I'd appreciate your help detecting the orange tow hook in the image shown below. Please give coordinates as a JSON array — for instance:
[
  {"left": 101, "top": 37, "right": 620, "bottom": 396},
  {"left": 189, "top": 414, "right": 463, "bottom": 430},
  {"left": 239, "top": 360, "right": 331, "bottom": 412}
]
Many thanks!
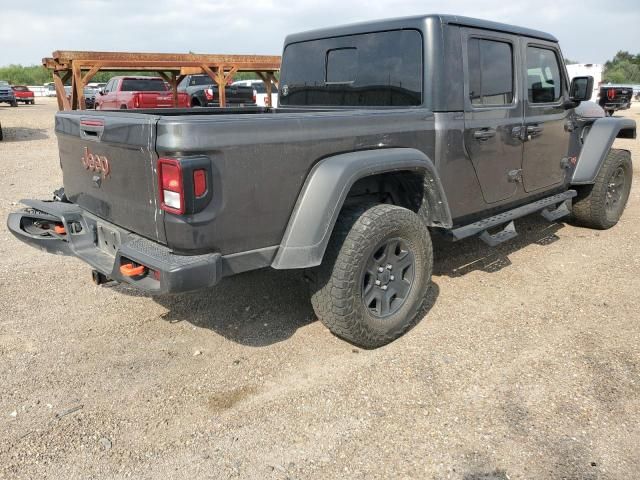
[
  {"left": 54, "top": 224, "right": 66, "bottom": 235},
  {"left": 119, "top": 263, "right": 147, "bottom": 277}
]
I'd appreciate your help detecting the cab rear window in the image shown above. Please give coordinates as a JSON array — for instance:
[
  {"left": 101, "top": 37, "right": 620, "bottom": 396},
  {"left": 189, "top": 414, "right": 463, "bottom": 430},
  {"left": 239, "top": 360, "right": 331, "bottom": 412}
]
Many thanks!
[
  {"left": 279, "top": 30, "right": 423, "bottom": 107},
  {"left": 121, "top": 79, "right": 167, "bottom": 92}
]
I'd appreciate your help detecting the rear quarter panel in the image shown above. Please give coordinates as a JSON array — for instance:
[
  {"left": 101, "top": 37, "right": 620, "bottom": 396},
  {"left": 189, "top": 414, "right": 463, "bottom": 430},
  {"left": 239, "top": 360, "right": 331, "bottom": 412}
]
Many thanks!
[{"left": 157, "top": 109, "right": 438, "bottom": 255}]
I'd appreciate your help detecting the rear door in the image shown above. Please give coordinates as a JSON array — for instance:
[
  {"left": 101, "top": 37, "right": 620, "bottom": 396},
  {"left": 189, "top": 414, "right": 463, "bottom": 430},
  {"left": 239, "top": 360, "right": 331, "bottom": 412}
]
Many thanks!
[
  {"left": 462, "top": 28, "right": 524, "bottom": 204},
  {"left": 99, "top": 78, "right": 118, "bottom": 109},
  {"left": 56, "top": 111, "right": 166, "bottom": 243},
  {"left": 521, "top": 40, "right": 571, "bottom": 192}
]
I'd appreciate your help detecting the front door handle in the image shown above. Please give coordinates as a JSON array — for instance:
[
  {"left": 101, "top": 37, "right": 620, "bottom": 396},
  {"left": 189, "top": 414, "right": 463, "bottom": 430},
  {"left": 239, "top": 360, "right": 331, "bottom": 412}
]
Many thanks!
[{"left": 473, "top": 128, "right": 496, "bottom": 141}]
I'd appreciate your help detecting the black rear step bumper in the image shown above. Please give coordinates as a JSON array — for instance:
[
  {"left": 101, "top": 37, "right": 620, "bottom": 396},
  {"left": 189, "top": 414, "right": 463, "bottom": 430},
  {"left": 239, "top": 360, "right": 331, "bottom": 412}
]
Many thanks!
[{"left": 7, "top": 200, "right": 222, "bottom": 294}]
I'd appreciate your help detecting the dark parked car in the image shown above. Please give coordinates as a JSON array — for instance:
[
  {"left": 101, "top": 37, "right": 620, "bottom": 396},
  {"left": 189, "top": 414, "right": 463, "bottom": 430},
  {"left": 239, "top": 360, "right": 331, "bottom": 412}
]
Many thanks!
[
  {"left": 8, "top": 15, "right": 636, "bottom": 348},
  {"left": 0, "top": 81, "right": 17, "bottom": 107},
  {"left": 177, "top": 74, "right": 255, "bottom": 107}
]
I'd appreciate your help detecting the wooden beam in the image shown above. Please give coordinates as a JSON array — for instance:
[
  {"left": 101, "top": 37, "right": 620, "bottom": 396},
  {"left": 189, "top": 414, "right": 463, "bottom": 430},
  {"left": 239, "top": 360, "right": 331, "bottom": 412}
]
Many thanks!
[{"left": 81, "top": 64, "right": 102, "bottom": 85}]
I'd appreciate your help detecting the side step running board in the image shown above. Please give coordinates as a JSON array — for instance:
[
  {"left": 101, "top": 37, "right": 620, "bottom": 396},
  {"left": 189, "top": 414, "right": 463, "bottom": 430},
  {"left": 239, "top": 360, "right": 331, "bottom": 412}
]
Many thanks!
[{"left": 451, "top": 190, "right": 577, "bottom": 245}]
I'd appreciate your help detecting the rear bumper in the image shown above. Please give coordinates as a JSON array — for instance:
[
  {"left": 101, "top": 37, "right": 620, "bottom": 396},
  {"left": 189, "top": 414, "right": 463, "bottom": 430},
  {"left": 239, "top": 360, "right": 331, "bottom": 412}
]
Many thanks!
[{"left": 7, "top": 200, "right": 222, "bottom": 294}]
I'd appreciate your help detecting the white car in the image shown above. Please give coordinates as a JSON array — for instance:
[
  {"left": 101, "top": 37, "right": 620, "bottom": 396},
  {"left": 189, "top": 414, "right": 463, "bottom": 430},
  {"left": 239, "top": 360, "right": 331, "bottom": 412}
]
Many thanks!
[{"left": 232, "top": 80, "right": 278, "bottom": 107}]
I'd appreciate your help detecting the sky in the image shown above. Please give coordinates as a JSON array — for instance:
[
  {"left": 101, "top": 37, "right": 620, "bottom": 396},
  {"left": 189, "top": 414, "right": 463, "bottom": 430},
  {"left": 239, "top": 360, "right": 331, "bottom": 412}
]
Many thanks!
[{"left": 0, "top": 0, "right": 639, "bottom": 66}]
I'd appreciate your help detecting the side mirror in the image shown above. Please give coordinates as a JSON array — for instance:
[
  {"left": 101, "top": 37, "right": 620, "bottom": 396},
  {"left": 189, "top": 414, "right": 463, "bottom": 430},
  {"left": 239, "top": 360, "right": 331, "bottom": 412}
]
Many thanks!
[
  {"left": 98, "top": 89, "right": 105, "bottom": 95},
  {"left": 569, "top": 76, "right": 593, "bottom": 102}
]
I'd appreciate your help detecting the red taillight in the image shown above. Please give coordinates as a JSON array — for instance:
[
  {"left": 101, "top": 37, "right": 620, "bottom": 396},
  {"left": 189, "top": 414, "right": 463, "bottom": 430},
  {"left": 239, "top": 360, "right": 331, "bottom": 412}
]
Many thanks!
[
  {"left": 133, "top": 93, "right": 140, "bottom": 109},
  {"left": 205, "top": 88, "right": 214, "bottom": 101},
  {"left": 253, "top": 89, "right": 257, "bottom": 104},
  {"left": 193, "top": 169, "right": 207, "bottom": 197},
  {"left": 158, "top": 158, "right": 184, "bottom": 214}
]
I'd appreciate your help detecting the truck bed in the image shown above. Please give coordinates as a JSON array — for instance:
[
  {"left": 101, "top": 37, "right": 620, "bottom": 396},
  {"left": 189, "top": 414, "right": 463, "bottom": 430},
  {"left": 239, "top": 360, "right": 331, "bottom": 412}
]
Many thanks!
[{"left": 55, "top": 106, "right": 435, "bottom": 255}]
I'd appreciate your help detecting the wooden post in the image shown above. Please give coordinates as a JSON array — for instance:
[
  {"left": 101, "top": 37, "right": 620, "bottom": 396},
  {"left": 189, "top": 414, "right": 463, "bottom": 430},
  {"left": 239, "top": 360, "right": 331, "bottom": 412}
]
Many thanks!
[
  {"left": 171, "top": 72, "right": 178, "bottom": 107},
  {"left": 53, "top": 70, "right": 71, "bottom": 111},
  {"left": 72, "top": 62, "right": 85, "bottom": 110},
  {"left": 216, "top": 66, "right": 226, "bottom": 107}
]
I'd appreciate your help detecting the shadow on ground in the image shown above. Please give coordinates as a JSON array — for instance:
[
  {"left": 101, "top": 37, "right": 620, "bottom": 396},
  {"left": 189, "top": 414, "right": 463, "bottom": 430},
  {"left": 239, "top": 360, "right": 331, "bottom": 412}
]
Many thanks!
[
  {"left": 433, "top": 215, "right": 565, "bottom": 277},
  {"left": 120, "top": 214, "right": 566, "bottom": 346},
  {"left": 0, "top": 127, "right": 49, "bottom": 142},
  {"left": 151, "top": 268, "right": 316, "bottom": 347}
]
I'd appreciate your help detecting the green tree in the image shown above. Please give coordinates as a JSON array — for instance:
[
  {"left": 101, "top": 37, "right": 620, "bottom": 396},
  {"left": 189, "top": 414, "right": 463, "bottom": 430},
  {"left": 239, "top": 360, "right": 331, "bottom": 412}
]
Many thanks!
[{"left": 603, "top": 51, "right": 640, "bottom": 83}]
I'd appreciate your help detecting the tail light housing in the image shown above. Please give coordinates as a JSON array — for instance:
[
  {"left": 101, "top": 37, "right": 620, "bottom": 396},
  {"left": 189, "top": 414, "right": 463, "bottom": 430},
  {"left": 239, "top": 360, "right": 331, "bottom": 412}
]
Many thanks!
[
  {"left": 205, "top": 88, "right": 215, "bottom": 101},
  {"left": 253, "top": 89, "right": 257, "bottom": 104},
  {"left": 158, "top": 158, "right": 184, "bottom": 214},
  {"left": 157, "top": 157, "right": 212, "bottom": 216},
  {"left": 133, "top": 93, "right": 140, "bottom": 109}
]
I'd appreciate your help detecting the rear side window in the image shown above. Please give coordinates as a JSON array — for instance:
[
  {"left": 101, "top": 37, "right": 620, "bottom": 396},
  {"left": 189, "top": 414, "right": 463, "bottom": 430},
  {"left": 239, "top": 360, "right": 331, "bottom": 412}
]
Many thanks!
[
  {"left": 527, "top": 46, "right": 562, "bottom": 103},
  {"left": 120, "top": 78, "right": 167, "bottom": 92},
  {"left": 189, "top": 75, "right": 213, "bottom": 87},
  {"left": 279, "top": 30, "right": 423, "bottom": 107},
  {"left": 468, "top": 38, "right": 514, "bottom": 106}
]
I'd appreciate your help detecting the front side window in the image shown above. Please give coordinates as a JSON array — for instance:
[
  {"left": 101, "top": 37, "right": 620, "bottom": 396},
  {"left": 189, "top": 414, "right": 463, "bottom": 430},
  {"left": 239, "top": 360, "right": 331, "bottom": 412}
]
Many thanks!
[
  {"left": 468, "top": 38, "right": 514, "bottom": 106},
  {"left": 279, "top": 29, "right": 423, "bottom": 107},
  {"left": 527, "top": 46, "right": 562, "bottom": 103}
]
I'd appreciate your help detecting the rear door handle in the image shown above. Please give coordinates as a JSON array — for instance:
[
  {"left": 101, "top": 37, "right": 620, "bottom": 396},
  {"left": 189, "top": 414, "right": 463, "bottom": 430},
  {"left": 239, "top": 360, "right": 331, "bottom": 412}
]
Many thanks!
[
  {"left": 526, "top": 124, "right": 544, "bottom": 138},
  {"left": 473, "top": 128, "right": 496, "bottom": 141}
]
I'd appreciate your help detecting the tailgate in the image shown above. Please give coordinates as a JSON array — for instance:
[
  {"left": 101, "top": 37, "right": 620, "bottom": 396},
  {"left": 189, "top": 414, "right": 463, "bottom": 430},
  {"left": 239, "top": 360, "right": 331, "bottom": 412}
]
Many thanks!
[
  {"left": 55, "top": 112, "right": 166, "bottom": 243},
  {"left": 139, "top": 92, "right": 180, "bottom": 108}
]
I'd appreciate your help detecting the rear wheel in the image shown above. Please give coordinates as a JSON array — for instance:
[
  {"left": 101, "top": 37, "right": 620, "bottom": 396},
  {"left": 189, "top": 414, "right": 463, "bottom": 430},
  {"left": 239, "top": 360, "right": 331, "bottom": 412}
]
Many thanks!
[
  {"left": 572, "top": 149, "right": 632, "bottom": 229},
  {"left": 309, "top": 203, "right": 432, "bottom": 348}
]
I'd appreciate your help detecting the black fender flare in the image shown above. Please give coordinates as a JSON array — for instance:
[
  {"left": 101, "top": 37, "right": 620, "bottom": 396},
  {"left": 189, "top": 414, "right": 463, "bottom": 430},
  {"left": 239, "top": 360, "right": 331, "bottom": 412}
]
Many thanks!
[
  {"left": 572, "top": 117, "right": 636, "bottom": 185},
  {"left": 272, "top": 148, "right": 451, "bottom": 269}
]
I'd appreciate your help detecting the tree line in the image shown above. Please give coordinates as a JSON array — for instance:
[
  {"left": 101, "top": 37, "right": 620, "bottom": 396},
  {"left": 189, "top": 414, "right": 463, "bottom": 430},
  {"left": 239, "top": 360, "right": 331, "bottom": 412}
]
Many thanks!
[
  {"left": 0, "top": 65, "right": 261, "bottom": 86},
  {"left": 2, "top": 51, "right": 639, "bottom": 85}
]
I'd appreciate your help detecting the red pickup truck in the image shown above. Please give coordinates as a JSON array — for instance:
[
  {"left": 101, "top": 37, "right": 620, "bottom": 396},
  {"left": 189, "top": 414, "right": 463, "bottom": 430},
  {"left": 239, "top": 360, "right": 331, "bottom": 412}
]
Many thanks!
[
  {"left": 94, "top": 76, "right": 189, "bottom": 110},
  {"left": 12, "top": 85, "right": 35, "bottom": 104}
]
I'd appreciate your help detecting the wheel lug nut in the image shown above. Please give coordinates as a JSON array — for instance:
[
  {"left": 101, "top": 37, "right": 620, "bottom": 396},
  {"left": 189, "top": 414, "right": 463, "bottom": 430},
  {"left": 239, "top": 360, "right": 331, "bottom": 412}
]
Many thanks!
[
  {"left": 375, "top": 280, "right": 381, "bottom": 286},
  {"left": 381, "top": 285, "right": 388, "bottom": 290},
  {"left": 390, "top": 275, "right": 395, "bottom": 281},
  {"left": 378, "top": 267, "right": 384, "bottom": 273},
  {"left": 386, "top": 264, "right": 392, "bottom": 270}
]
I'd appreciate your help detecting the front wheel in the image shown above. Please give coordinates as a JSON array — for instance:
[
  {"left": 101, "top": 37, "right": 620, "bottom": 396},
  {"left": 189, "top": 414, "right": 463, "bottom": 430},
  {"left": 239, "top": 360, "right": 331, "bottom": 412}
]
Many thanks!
[
  {"left": 572, "top": 149, "right": 633, "bottom": 229},
  {"left": 309, "top": 203, "right": 433, "bottom": 348}
]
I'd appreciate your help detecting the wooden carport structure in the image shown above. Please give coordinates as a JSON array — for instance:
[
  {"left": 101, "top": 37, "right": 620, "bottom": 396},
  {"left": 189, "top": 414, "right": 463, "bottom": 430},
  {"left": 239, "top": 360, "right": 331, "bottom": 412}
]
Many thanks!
[{"left": 42, "top": 51, "right": 281, "bottom": 111}]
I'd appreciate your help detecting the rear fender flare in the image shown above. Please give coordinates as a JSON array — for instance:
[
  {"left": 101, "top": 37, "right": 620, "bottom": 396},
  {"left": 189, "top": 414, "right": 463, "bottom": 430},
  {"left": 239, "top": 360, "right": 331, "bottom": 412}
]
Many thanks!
[
  {"left": 572, "top": 117, "right": 636, "bottom": 184},
  {"left": 272, "top": 148, "right": 451, "bottom": 269}
]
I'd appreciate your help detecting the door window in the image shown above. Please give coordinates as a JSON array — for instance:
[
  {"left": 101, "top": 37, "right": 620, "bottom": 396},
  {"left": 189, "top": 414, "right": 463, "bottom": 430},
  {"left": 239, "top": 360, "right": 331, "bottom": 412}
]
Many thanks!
[
  {"left": 468, "top": 38, "right": 514, "bottom": 106},
  {"left": 526, "top": 47, "right": 562, "bottom": 103}
]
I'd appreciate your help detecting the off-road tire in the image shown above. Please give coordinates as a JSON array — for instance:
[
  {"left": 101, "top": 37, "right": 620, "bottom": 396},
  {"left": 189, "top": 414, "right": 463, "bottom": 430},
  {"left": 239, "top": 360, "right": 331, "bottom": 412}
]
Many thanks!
[
  {"left": 572, "top": 149, "right": 632, "bottom": 229},
  {"left": 309, "top": 203, "right": 433, "bottom": 348}
]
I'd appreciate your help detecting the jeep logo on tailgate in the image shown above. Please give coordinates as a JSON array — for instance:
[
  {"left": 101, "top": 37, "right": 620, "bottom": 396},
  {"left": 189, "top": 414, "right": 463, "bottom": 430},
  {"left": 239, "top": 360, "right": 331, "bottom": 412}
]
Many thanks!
[{"left": 81, "top": 146, "right": 110, "bottom": 179}]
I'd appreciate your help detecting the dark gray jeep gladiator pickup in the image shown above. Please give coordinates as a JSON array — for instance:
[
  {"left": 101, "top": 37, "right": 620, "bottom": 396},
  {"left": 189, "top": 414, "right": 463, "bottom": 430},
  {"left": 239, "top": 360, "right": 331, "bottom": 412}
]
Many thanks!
[{"left": 8, "top": 15, "right": 636, "bottom": 348}]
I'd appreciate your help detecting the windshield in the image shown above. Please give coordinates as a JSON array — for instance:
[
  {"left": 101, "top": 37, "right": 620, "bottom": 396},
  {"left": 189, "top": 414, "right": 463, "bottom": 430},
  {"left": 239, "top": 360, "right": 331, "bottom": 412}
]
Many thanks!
[{"left": 279, "top": 29, "right": 423, "bottom": 107}]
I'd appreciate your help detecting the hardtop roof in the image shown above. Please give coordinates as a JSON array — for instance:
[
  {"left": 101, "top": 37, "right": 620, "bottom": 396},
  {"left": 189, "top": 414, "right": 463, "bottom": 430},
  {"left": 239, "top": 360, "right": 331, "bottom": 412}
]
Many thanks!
[{"left": 284, "top": 14, "right": 557, "bottom": 45}]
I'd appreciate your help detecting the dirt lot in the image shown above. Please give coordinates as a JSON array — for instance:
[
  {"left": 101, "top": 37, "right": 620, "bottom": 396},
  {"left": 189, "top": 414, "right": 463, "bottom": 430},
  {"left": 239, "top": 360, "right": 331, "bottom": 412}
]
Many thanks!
[{"left": 0, "top": 98, "right": 639, "bottom": 479}]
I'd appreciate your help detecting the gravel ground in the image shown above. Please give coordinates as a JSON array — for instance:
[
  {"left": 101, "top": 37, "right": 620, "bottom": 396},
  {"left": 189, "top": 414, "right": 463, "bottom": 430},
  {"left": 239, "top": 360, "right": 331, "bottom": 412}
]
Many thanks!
[{"left": 0, "top": 98, "right": 639, "bottom": 479}]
